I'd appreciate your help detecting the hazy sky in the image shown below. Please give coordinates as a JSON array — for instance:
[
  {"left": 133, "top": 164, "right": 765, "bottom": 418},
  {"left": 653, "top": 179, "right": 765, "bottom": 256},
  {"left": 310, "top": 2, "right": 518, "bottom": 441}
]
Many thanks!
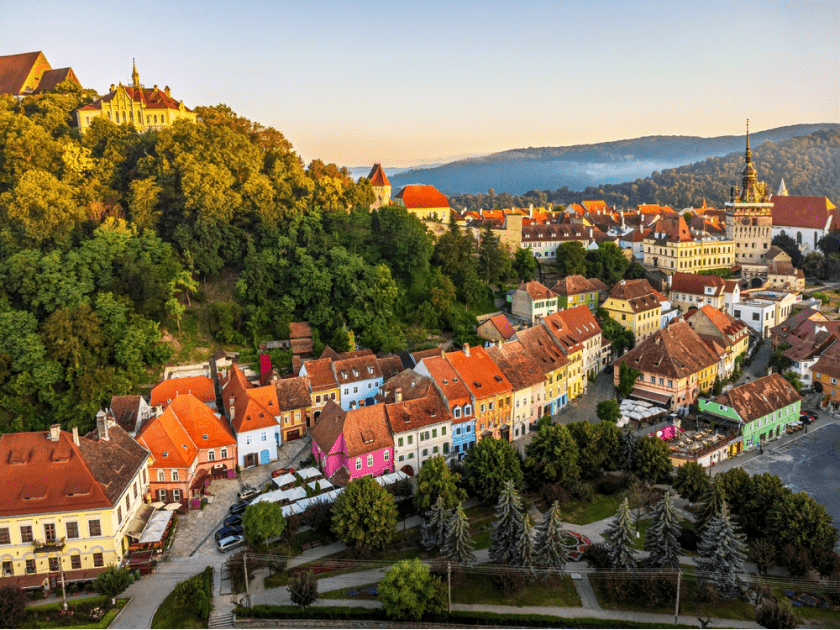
[{"left": 3, "top": 1, "right": 838, "bottom": 168}]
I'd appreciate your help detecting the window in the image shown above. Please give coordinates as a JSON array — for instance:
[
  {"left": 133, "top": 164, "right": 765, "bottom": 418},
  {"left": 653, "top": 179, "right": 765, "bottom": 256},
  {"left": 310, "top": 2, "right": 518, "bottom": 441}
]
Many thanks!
[
  {"left": 0, "top": 528, "right": 8, "bottom": 545},
  {"left": 408, "top": 453, "right": 414, "bottom": 459},
  {"left": 20, "top": 526, "right": 33, "bottom": 543},
  {"left": 344, "top": 388, "right": 349, "bottom": 396},
  {"left": 453, "top": 407, "right": 461, "bottom": 418},
  {"left": 93, "top": 553, "right": 104, "bottom": 568},
  {"left": 659, "top": 378, "right": 664, "bottom": 386},
  {"left": 399, "top": 455, "right": 404, "bottom": 462},
  {"left": 221, "top": 447, "right": 228, "bottom": 459},
  {"left": 246, "top": 435, "right": 252, "bottom": 445},
  {"left": 133, "top": 482, "right": 138, "bottom": 499},
  {"left": 432, "top": 429, "right": 437, "bottom": 438},
  {"left": 173, "top": 489, "right": 181, "bottom": 502},
  {"left": 480, "top": 404, "right": 486, "bottom": 413},
  {"left": 353, "top": 386, "right": 358, "bottom": 394},
  {"left": 157, "top": 489, "right": 168, "bottom": 502},
  {"left": 2, "top": 561, "right": 12, "bottom": 576},
  {"left": 71, "top": 555, "right": 81, "bottom": 570},
  {"left": 261, "top": 431, "right": 267, "bottom": 442},
  {"left": 158, "top": 470, "right": 165, "bottom": 482},
  {"left": 489, "top": 401, "right": 494, "bottom": 411},
  {"left": 384, "top": 450, "right": 389, "bottom": 462},
  {"left": 355, "top": 458, "right": 362, "bottom": 471},
  {"left": 172, "top": 470, "right": 179, "bottom": 482},
  {"left": 398, "top": 437, "right": 403, "bottom": 447},
  {"left": 433, "top": 446, "right": 439, "bottom": 453},
  {"left": 407, "top": 435, "right": 413, "bottom": 445},
  {"left": 422, "top": 449, "right": 429, "bottom": 457},
  {"left": 367, "top": 455, "right": 373, "bottom": 467},
  {"left": 66, "top": 522, "right": 79, "bottom": 540},
  {"left": 142, "top": 469, "right": 147, "bottom": 484},
  {"left": 26, "top": 559, "right": 36, "bottom": 574},
  {"left": 650, "top": 375, "right": 655, "bottom": 383},
  {"left": 44, "top": 523, "right": 57, "bottom": 542},
  {"left": 443, "top": 442, "right": 449, "bottom": 454},
  {"left": 49, "top": 557, "right": 60, "bottom": 572},
  {"left": 316, "top": 395, "right": 321, "bottom": 403},
  {"left": 442, "top": 427, "right": 446, "bottom": 436},
  {"left": 126, "top": 495, "right": 130, "bottom": 511},
  {"left": 464, "top": 405, "right": 472, "bottom": 415},
  {"left": 331, "top": 393, "right": 336, "bottom": 399},
  {"left": 117, "top": 507, "right": 123, "bottom": 525},
  {"left": 208, "top": 450, "right": 215, "bottom": 461}
]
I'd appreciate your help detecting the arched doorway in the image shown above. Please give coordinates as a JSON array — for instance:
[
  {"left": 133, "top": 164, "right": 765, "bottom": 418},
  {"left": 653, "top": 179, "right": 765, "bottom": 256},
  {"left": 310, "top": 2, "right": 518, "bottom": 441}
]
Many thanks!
[{"left": 400, "top": 464, "right": 415, "bottom": 477}]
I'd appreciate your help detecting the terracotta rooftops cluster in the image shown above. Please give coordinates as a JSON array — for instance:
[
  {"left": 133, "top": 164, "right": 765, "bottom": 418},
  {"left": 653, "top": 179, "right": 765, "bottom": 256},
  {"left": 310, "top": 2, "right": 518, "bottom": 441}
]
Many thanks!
[
  {"left": 618, "top": 321, "right": 719, "bottom": 378},
  {"left": 609, "top": 279, "right": 661, "bottom": 312},
  {"left": 713, "top": 373, "right": 801, "bottom": 422}
]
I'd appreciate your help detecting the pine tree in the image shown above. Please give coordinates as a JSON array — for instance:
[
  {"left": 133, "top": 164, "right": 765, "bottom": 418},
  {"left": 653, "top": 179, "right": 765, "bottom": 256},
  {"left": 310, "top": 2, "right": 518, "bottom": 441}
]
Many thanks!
[
  {"left": 695, "top": 475, "right": 727, "bottom": 534},
  {"left": 443, "top": 502, "right": 476, "bottom": 567},
  {"left": 420, "top": 495, "right": 451, "bottom": 551},
  {"left": 644, "top": 491, "right": 682, "bottom": 569},
  {"left": 513, "top": 516, "right": 536, "bottom": 580},
  {"left": 604, "top": 498, "right": 637, "bottom": 569},
  {"left": 488, "top": 480, "right": 524, "bottom": 564},
  {"left": 620, "top": 430, "right": 637, "bottom": 471},
  {"left": 533, "top": 500, "right": 571, "bottom": 574},
  {"left": 695, "top": 502, "right": 747, "bottom": 599}
]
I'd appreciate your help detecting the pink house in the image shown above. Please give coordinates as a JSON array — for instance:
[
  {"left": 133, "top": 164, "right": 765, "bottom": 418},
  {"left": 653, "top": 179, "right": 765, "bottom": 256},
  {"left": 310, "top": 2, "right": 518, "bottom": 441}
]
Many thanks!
[{"left": 309, "top": 400, "right": 394, "bottom": 482}]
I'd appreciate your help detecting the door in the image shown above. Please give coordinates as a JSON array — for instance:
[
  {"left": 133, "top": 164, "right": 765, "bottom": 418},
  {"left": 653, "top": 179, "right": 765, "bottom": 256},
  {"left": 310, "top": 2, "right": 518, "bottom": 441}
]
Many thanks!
[
  {"left": 286, "top": 429, "right": 301, "bottom": 442},
  {"left": 259, "top": 449, "right": 270, "bottom": 465}
]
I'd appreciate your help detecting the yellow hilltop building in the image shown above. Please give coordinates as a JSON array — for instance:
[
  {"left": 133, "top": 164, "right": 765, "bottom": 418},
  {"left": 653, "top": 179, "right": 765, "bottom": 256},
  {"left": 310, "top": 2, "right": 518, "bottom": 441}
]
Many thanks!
[
  {"left": 75, "top": 61, "right": 196, "bottom": 133},
  {"left": 603, "top": 279, "right": 663, "bottom": 346},
  {"left": 0, "top": 419, "right": 150, "bottom": 592}
]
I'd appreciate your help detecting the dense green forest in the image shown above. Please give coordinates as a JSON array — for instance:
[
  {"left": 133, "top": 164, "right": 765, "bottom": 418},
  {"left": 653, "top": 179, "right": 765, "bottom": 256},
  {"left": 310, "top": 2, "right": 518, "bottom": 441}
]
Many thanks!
[
  {"left": 448, "top": 129, "right": 840, "bottom": 210},
  {"left": 0, "top": 81, "right": 538, "bottom": 435}
]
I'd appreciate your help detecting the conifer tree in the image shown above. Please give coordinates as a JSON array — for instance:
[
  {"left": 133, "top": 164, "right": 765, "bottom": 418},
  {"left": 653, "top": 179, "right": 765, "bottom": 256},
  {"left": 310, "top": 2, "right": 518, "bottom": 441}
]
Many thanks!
[
  {"left": 620, "top": 430, "right": 637, "bottom": 471},
  {"left": 488, "top": 480, "right": 524, "bottom": 564},
  {"left": 443, "top": 502, "right": 476, "bottom": 567},
  {"left": 604, "top": 498, "right": 637, "bottom": 569},
  {"left": 695, "top": 475, "right": 727, "bottom": 534},
  {"left": 644, "top": 491, "right": 682, "bottom": 569},
  {"left": 533, "top": 500, "right": 571, "bottom": 574},
  {"left": 695, "top": 501, "right": 747, "bottom": 599},
  {"left": 420, "top": 495, "right": 451, "bottom": 551},
  {"left": 514, "top": 516, "right": 536, "bottom": 580}
]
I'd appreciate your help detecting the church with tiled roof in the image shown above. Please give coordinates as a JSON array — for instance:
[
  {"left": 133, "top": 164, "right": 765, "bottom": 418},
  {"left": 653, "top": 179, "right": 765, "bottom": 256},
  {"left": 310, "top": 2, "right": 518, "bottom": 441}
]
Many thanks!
[{"left": 75, "top": 61, "right": 196, "bottom": 133}]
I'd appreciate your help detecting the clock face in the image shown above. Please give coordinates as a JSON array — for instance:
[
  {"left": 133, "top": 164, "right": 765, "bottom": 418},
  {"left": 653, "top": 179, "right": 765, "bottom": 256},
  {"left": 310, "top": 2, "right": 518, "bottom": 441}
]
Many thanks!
[{"left": 741, "top": 218, "right": 750, "bottom": 225}]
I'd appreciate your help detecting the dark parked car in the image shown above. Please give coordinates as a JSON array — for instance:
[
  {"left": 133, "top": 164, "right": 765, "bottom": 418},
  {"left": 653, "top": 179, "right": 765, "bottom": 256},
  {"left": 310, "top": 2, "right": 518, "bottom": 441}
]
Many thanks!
[
  {"left": 223, "top": 514, "right": 242, "bottom": 528},
  {"left": 237, "top": 486, "right": 260, "bottom": 502},
  {"left": 229, "top": 500, "right": 251, "bottom": 515},
  {"left": 800, "top": 412, "right": 815, "bottom": 424},
  {"left": 215, "top": 524, "right": 244, "bottom": 541}
]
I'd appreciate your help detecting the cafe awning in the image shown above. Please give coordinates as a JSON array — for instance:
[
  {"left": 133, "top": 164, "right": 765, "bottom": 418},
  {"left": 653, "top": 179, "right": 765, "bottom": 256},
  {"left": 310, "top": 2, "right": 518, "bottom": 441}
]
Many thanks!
[
  {"left": 630, "top": 388, "right": 671, "bottom": 406},
  {"left": 138, "top": 510, "right": 174, "bottom": 544},
  {"left": 126, "top": 504, "right": 156, "bottom": 540}
]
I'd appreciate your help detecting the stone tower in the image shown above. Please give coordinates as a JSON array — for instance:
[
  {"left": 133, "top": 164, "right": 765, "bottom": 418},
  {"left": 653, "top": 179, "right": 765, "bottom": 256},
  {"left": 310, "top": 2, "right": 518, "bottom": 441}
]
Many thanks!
[
  {"left": 724, "top": 121, "right": 773, "bottom": 264},
  {"left": 367, "top": 164, "right": 391, "bottom": 209}
]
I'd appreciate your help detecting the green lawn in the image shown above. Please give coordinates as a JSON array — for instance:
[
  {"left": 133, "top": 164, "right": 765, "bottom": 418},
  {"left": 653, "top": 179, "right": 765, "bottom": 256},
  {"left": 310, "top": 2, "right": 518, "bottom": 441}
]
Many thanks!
[
  {"left": 773, "top": 587, "right": 840, "bottom": 626},
  {"left": 632, "top": 519, "right": 651, "bottom": 550},
  {"left": 151, "top": 584, "right": 207, "bottom": 629},
  {"left": 21, "top": 598, "right": 127, "bottom": 630},
  {"left": 264, "top": 572, "right": 290, "bottom": 589},
  {"left": 559, "top": 492, "right": 625, "bottom": 525},
  {"left": 452, "top": 573, "right": 581, "bottom": 607}
]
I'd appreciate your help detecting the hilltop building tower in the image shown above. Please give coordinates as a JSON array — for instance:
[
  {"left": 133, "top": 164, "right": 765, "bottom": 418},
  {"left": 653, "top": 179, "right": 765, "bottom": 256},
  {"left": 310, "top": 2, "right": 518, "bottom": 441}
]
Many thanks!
[
  {"left": 725, "top": 121, "right": 773, "bottom": 264},
  {"left": 75, "top": 61, "right": 197, "bottom": 133},
  {"left": 367, "top": 164, "right": 391, "bottom": 209}
]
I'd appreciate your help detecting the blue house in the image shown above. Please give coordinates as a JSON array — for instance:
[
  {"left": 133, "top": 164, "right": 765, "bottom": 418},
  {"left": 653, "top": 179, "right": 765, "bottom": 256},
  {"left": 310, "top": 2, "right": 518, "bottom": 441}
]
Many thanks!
[{"left": 414, "top": 356, "right": 476, "bottom": 460}]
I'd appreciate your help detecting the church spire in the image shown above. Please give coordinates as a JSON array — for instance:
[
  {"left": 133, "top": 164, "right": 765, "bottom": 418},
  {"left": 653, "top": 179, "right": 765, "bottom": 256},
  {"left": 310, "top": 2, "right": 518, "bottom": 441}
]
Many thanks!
[
  {"left": 131, "top": 59, "right": 140, "bottom": 89},
  {"left": 739, "top": 118, "right": 760, "bottom": 202},
  {"left": 745, "top": 118, "right": 751, "bottom": 164}
]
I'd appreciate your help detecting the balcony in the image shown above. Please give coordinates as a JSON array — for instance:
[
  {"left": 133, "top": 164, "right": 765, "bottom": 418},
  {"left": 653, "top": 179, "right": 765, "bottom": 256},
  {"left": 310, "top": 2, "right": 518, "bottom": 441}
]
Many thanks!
[{"left": 32, "top": 538, "right": 65, "bottom": 554}]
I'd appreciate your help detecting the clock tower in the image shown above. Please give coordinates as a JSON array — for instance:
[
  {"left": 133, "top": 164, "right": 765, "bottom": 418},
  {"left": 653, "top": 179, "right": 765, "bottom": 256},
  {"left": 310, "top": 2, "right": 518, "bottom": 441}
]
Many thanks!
[{"left": 725, "top": 121, "right": 774, "bottom": 264}]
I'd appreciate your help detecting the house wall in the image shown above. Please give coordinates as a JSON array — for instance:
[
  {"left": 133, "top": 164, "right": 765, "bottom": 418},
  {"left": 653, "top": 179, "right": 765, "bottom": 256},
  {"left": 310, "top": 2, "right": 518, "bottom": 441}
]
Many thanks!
[
  {"left": 347, "top": 446, "right": 394, "bottom": 479},
  {"left": 544, "top": 365, "right": 568, "bottom": 415},
  {"left": 741, "top": 401, "right": 801, "bottom": 450},
  {"left": 338, "top": 378, "right": 383, "bottom": 411},
  {"left": 450, "top": 419, "right": 476, "bottom": 458},
  {"left": 393, "top": 419, "right": 452, "bottom": 472},
  {"left": 237, "top": 426, "right": 277, "bottom": 468}
]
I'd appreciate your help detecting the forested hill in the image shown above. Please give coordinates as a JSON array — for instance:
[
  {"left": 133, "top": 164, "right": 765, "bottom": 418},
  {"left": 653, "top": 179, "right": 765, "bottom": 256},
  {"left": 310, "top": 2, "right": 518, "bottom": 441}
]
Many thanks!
[
  {"left": 446, "top": 128, "right": 840, "bottom": 211},
  {"left": 390, "top": 123, "right": 840, "bottom": 196}
]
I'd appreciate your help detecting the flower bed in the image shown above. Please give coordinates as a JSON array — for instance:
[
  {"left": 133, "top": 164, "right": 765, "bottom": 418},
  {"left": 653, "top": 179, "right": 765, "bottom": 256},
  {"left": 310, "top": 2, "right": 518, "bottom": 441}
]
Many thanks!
[{"left": 563, "top": 532, "right": 591, "bottom": 561}]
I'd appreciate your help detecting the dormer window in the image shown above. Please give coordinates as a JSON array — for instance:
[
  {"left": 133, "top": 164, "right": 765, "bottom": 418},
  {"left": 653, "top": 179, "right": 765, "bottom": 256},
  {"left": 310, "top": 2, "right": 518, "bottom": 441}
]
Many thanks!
[{"left": 367, "top": 366, "right": 374, "bottom": 375}]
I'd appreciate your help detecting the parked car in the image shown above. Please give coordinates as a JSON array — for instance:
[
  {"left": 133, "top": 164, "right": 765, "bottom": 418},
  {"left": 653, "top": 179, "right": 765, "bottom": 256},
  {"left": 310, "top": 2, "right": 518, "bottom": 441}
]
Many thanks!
[
  {"left": 223, "top": 514, "right": 242, "bottom": 528},
  {"left": 215, "top": 524, "right": 244, "bottom": 541},
  {"left": 800, "top": 411, "right": 817, "bottom": 423},
  {"left": 271, "top": 467, "right": 296, "bottom": 478},
  {"left": 237, "top": 486, "right": 260, "bottom": 501},
  {"left": 229, "top": 500, "right": 251, "bottom": 515},
  {"left": 217, "top": 534, "right": 245, "bottom": 553}
]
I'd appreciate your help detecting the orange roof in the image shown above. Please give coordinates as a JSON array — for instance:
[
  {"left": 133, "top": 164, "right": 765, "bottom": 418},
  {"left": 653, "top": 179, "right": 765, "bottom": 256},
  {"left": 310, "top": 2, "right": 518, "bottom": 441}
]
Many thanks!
[
  {"left": 445, "top": 345, "right": 512, "bottom": 399},
  {"left": 167, "top": 394, "right": 235, "bottom": 448},
  {"left": 487, "top": 341, "right": 544, "bottom": 390},
  {"left": 551, "top": 275, "right": 596, "bottom": 296},
  {"left": 542, "top": 305, "right": 602, "bottom": 352},
  {"left": 221, "top": 364, "right": 279, "bottom": 433},
  {"left": 488, "top": 314, "right": 516, "bottom": 340},
  {"left": 567, "top": 203, "right": 586, "bottom": 215},
  {"left": 647, "top": 215, "right": 693, "bottom": 243},
  {"left": 519, "top": 281, "right": 557, "bottom": 301},
  {"left": 582, "top": 200, "right": 611, "bottom": 213},
  {"left": 367, "top": 163, "right": 390, "bottom": 187},
  {"left": 289, "top": 322, "right": 312, "bottom": 339},
  {"left": 637, "top": 204, "right": 676, "bottom": 214},
  {"left": 514, "top": 325, "right": 569, "bottom": 374},
  {"left": 417, "top": 356, "right": 473, "bottom": 415},
  {"left": 0, "top": 51, "right": 47, "bottom": 95},
  {"left": 394, "top": 184, "right": 449, "bottom": 209},
  {"left": 77, "top": 83, "right": 191, "bottom": 112},
  {"left": 385, "top": 382, "right": 452, "bottom": 434},
  {"left": 310, "top": 400, "right": 393, "bottom": 457},
  {"left": 151, "top": 376, "right": 215, "bottom": 407}
]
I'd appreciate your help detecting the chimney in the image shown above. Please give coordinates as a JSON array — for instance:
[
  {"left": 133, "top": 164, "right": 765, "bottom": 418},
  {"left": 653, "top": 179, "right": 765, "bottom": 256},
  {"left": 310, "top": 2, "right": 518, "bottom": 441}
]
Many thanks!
[
  {"left": 109, "top": 83, "right": 115, "bottom": 92},
  {"left": 529, "top": 204, "right": 534, "bottom": 218},
  {"left": 463, "top": 343, "right": 470, "bottom": 357},
  {"left": 96, "top": 410, "right": 109, "bottom": 441},
  {"left": 155, "top": 404, "right": 163, "bottom": 416},
  {"left": 49, "top": 424, "right": 61, "bottom": 442},
  {"left": 164, "top": 85, "right": 171, "bottom": 97},
  {"left": 395, "top": 388, "right": 403, "bottom": 403},
  {"left": 72, "top": 426, "right": 80, "bottom": 446},
  {"left": 497, "top": 340, "right": 503, "bottom": 349}
]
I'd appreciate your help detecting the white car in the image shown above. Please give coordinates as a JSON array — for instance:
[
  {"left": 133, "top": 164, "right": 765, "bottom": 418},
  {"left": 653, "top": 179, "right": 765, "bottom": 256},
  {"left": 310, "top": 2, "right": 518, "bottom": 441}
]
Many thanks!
[{"left": 217, "top": 534, "right": 245, "bottom": 553}]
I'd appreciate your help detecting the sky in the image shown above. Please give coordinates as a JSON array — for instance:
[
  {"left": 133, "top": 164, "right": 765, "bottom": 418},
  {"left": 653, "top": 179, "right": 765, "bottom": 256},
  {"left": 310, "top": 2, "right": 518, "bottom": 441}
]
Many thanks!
[{"left": 3, "top": 1, "right": 839, "bottom": 168}]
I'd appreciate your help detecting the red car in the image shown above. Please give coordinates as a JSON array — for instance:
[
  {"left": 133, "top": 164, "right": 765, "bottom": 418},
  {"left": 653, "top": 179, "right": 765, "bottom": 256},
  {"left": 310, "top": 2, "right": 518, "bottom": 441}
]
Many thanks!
[{"left": 271, "top": 467, "right": 295, "bottom": 478}]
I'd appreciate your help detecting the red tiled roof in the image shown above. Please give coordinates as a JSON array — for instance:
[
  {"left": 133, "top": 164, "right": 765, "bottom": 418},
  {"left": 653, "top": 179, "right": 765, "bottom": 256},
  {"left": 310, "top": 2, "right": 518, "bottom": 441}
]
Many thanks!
[
  {"left": 394, "top": 184, "right": 449, "bottom": 209},
  {"left": 771, "top": 196, "right": 838, "bottom": 229},
  {"left": 551, "top": 275, "right": 596, "bottom": 296},
  {"left": 272, "top": 376, "right": 311, "bottom": 412},
  {"left": 302, "top": 358, "right": 339, "bottom": 391},
  {"left": 445, "top": 345, "right": 512, "bottom": 399},
  {"left": 617, "top": 321, "right": 719, "bottom": 379},
  {"left": 334, "top": 355, "right": 382, "bottom": 384},
  {"left": 165, "top": 394, "right": 234, "bottom": 448},
  {"left": 417, "top": 356, "right": 473, "bottom": 418},
  {"left": 289, "top": 322, "right": 312, "bottom": 339},
  {"left": 110, "top": 395, "right": 144, "bottom": 432},
  {"left": 410, "top": 346, "right": 447, "bottom": 364},
  {"left": 519, "top": 281, "right": 556, "bottom": 301},
  {"left": 221, "top": 364, "right": 278, "bottom": 432},
  {"left": 514, "top": 326, "right": 569, "bottom": 374},
  {"left": 812, "top": 340, "right": 840, "bottom": 379},
  {"left": 541, "top": 305, "right": 602, "bottom": 354},
  {"left": 310, "top": 400, "right": 393, "bottom": 457},
  {"left": 384, "top": 381, "right": 452, "bottom": 434},
  {"left": 488, "top": 314, "right": 516, "bottom": 340},
  {"left": 378, "top": 355, "right": 404, "bottom": 380},
  {"left": 290, "top": 337, "right": 314, "bottom": 355},
  {"left": 367, "top": 163, "right": 390, "bottom": 187},
  {"left": 713, "top": 373, "right": 801, "bottom": 422},
  {"left": 151, "top": 376, "right": 215, "bottom": 407},
  {"left": 77, "top": 84, "right": 191, "bottom": 112},
  {"left": 487, "top": 341, "right": 545, "bottom": 390},
  {"left": 670, "top": 272, "right": 725, "bottom": 296},
  {"left": 33, "top": 67, "right": 80, "bottom": 93},
  {"left": 647, "top": 215, "right": 693, "bottom": 243},
  {"left": 0, "top": 51, "right": 46, "bottom": 95}
]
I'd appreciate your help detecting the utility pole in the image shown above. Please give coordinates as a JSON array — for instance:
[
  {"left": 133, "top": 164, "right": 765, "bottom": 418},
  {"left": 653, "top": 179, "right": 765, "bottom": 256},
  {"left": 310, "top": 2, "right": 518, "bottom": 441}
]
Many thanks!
[
  {"left": 447, "top": 562, "right": 452, "bottom": 613},
  {"left": 243, "top": 553, "right": 251, "bottom": 608},
  {"left": 674, "top": 570, "right": 681, "bottom": 626},
  {"left": 60, "top": 568, "right": 68, "bottom": 610}
]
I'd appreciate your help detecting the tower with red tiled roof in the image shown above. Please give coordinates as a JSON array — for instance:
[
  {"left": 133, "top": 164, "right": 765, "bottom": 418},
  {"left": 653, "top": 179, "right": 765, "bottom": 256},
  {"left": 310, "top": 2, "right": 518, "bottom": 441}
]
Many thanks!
[
  {"left": 367, "top": 164, "right": 391, "bottom": 209},
  {"left": 725, "top": 120, "right": 773, "bottom": 264}
]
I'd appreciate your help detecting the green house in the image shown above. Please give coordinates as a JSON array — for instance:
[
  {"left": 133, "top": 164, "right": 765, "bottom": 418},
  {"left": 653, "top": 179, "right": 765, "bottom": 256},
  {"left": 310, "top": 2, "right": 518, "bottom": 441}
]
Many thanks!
[
  {"left": 551, "top": 275, "right": 599, "bottom": 312},
  {"left": 698, "top": 373, "right": 801, "bottom": 451}
]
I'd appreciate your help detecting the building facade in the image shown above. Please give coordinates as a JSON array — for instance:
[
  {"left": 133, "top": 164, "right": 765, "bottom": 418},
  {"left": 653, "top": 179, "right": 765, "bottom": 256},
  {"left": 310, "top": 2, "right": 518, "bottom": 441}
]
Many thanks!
[
  {"left": 511, "top": 281, "right": 559, "bottom": 325},
  {"left": 603, "top": 279, "right": 662, "bottom": 346}
]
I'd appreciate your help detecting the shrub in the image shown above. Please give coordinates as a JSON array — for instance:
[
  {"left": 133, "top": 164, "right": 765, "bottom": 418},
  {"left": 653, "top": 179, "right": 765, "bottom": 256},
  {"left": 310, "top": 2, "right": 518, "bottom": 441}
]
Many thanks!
[
  {"left": 678, "top": 520, "right": 698, "bottom": 552},
  {"left": 303, "top": 501, "right": 334, "bottom": 537},
  {"left": 596, "top": 480, "right": 620, "bottom": 496},
  {"left": 755, "top": 599, "right": 798, "bottom": 629},
  {"left": 581, "top": 543, "right": 611, "bottom": 569},
  {"left": 490, "top": 563, "right": 526, "bottom": 595},
  {"left": 781, "top": 544, "right": 812, "bottom": 578},
  {"left": 564, "top": 479, "right": 592, "bottom": 501},
  {"left": 541, "top": 482, "right": 570, "bottom": 505},
  {"left": 0, "top": 585, "right": 27, "bottom": 628},
  {"left": 287, "top": 570, "right": 318, "bottom": 609}
]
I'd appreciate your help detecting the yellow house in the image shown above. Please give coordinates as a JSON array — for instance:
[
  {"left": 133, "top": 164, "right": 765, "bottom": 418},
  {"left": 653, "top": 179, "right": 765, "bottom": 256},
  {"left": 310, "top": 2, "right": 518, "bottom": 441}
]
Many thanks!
[
  {"left": 515, "top": 325, "right": 570, "bottom": 415},
  {"left": 0, "top": 421, "right": 150, "bottom": 592},
  {"left": 75, "top": 62, "right": 196, "bottom": 133},
  {"left": 643, "top": 215, "right": 734, "bottom": 276},
  {"left": 539, "top": 313, "right": 585, "bottom": 401},
  {"left": 393, "top": 184, "right": 451, "bottom": 222},
  {"left": 685, "top": 305, "right": 751, "bottom": 381},
  {"left": 603, "top": 279, "right": 662, "bottom": 346},
  {"left": 299, "top": 358, "right": 341, "bottom": 424}
]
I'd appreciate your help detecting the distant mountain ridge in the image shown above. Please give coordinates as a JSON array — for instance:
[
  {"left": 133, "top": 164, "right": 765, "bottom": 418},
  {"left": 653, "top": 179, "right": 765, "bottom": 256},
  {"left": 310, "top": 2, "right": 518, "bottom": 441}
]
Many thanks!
[{"left": 387, "top": 124, "right": 840, "bottom": 195}]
